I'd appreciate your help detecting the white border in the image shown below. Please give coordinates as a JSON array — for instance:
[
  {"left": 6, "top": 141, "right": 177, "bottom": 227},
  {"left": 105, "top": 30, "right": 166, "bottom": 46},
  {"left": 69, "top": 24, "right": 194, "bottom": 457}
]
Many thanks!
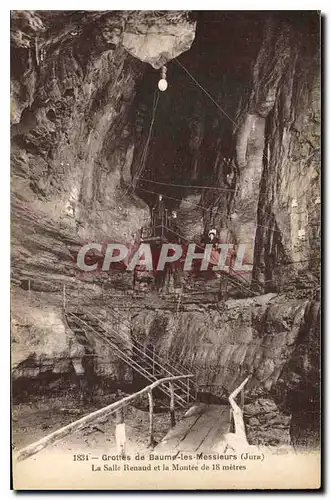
[{"left": 2, "top": 4, "right": 328, "bottom": 498}]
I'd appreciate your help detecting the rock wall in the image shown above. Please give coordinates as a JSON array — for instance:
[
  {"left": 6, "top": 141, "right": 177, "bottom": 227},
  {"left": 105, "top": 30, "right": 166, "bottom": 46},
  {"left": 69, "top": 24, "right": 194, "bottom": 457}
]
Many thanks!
[
  {"left": 130, "top": 292, "right": 320, "bottom": 447},
  {"left": 251, "top": 16, "right": 320, "bottom": 292},
  {"left": 135, "top": 13, "right": 320, "bottom": 294},
  {"left": 11, "top": 11, "right": 195, "bottom": 268},
  {"left": 11, "top": 12, "right": 320, "bottom": 290},
  {"left": 11, "top": 291, "right": 132, "bottom": 383},
  {"left": 11, "top": 12, "right": 320, "bottom": 449},
  {"left": 11, "top": 287, "right": 320, "bottom": 448}
]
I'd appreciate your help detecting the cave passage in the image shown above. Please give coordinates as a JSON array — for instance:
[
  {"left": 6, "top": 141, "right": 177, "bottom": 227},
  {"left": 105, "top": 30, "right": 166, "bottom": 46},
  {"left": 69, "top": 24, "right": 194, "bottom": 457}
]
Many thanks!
[
  {"left": 10, "top": 10, "right": 321, "bottom": 475},
  {"left": 131, "top": 12, "right": 265, "bottom": 215}
]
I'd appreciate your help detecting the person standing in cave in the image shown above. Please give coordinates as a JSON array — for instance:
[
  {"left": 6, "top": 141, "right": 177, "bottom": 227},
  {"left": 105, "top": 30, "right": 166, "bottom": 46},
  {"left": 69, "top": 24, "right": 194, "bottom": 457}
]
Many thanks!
[
  {"left": 201, "top": 228, "right": 218, "bottom": 247},
  {"left": 169, "top": 210, "right": 179, "bottom": 240},
  {"left": 207, "top": 228, "right": 219, "bottom": 248},
  {"left": 152, "top": 194, "right": 166, "bottom": 237},
  {"left": 223, "top": 157, "right": 238, "bottom": 213},
  {"left": 223, "top": 157, "right": 234, "bottom": 187},
  {"left": 152, "top": 243, "right": 164, "bottom": 292}
]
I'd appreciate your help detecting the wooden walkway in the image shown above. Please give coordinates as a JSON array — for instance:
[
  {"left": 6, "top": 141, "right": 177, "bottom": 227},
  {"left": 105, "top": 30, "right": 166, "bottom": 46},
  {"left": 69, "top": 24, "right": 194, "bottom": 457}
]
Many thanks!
[{"left": 154, "top": 404, "right": 231, "bottom": 454}]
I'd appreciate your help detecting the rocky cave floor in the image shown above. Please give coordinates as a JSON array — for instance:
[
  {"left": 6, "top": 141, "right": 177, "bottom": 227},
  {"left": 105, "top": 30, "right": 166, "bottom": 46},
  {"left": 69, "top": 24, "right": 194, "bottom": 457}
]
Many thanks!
[
  {"left": 12, "top": 392, "right": 295, "bottom": 456},
  {"left": 12, "top": 391, "right": 188, "bottom": 454},
  {"left": 11, "top": 280, "right": 320, "bottom": 454}
]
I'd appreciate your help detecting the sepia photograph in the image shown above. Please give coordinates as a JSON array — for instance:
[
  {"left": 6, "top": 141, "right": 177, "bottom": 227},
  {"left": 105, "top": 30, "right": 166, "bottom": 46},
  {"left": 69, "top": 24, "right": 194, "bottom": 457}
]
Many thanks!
[{"left": 10, "top": 9, "right": 321, "bottom": 490}]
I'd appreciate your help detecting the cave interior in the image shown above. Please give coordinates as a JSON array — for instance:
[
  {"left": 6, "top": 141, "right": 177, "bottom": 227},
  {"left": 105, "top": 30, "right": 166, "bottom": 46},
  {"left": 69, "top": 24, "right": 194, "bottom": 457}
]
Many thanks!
[{"left": 11, "top": 10, "right": 320, "bottom": 452}]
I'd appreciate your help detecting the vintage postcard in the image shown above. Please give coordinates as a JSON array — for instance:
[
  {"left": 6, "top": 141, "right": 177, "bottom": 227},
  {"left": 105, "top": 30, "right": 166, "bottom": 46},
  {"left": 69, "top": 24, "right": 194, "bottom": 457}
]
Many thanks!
[{"left": 11, "top": 10, "right": 321, "bottom": 490}]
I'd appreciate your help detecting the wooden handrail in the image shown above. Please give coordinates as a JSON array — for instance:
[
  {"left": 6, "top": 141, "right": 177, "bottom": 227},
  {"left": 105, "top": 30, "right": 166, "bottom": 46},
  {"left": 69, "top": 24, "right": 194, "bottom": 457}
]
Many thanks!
[
  {"left": 88, "top": 308, "right": 192, "bottom": 380},
  {"left": 69, "top": 313, "right": 158, "bottom": 386},
  {"left": 92, "top": 307, "right": 196, "bottom": 381},
  {"left": 228, "top": 376, "right": 250, "bottom": 442},
  {"left": 69, "top": 311, "right": 195, "bottom": 402},
  {"left": 68, "top": 312, "right": 190, "bottom": 406},
  {"left": 15, "top": 374, "right": 193, "bottom": 462}
]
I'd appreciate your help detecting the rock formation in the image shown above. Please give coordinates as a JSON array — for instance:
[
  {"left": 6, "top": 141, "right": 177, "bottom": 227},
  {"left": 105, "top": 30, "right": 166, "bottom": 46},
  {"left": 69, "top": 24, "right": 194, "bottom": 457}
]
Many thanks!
[{"left": 11, "top": 11, "right": 320, "bottom": 449}]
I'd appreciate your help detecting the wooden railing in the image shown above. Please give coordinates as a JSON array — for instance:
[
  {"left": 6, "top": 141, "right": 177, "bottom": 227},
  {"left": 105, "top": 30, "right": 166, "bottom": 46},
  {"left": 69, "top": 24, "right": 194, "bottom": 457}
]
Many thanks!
[
  {"left": 228, "top": 376, "right": 250, "bottom": 443},
  {"left": 66, "top": 310, "right": 197, "bottom": 407},
  {"left": 15, "top": 374, "right": 193, "bottom": 462},
  {"left": 91, "top": 307, "right": 197, "bottom": 389},
  {"left": 141, "top": 223, "right": 259, "bottom": 297}
]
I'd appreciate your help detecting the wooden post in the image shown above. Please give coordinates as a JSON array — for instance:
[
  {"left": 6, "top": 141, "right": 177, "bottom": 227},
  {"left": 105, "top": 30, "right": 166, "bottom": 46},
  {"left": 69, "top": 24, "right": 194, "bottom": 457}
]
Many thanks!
[
  {"left": 116, "top": 408, "right": 124, "bottom": 425},
  {"left": 240, "top": 388, "right": 244, "bottom": 410},
  {"left": 218, "top": 277, "right": 222, "bottom": 301},
  {"left": 228, "top": 376, "right": 250, "bottom": 443},
  {"left": 152, "top": 346, "right": 155, "bottom": 376},
  {"left": 132, "top": 268, "right": 136, "bottom": 291},
  {"left": 148, "top": 390, "right": 154, "bottom": 447},
  {"left": 152, "top": 208, "right": 155, "bottom": 236},
  {"left": 169, "top": 383, "right": 176, "bottom": 428},
  {"left": 15, "top": 374, "right": 193, "bottom": 462},
  {"left": 63, "top": 284, "right": 66, "bottom": 310},
  {"left": 229, "top": 408, "right": 234, "bottom": 433},
  {"left": 176, "top": 288, "right": 182, "bottom": 315},
  {"left": 224, "top": 274, "right": 228, "bottom": 302},
  {"left": 115, "top": 409, "right": 126, "bottom": 456},
  {"left": 115, "top": 423, "right": 126, "bottom": 456},
  {"left": 165, "top": 209, "right": 168, "bottom": 230}
]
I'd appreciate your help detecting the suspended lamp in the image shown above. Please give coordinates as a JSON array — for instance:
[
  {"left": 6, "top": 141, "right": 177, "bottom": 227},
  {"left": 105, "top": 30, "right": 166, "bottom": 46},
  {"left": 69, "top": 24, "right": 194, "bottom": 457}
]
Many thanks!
[
  {"left": 158, "top": 79, "right": 168, "bottom": 91},
  {"left": 158, "top": 65, "right": 168, "bottom": 91}
]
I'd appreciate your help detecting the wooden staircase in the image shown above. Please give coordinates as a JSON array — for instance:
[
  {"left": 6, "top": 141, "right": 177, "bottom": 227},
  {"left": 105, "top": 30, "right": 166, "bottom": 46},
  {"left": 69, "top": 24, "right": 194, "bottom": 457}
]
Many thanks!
[{"left": 66, "top": 309, "right": 197, "bottom": 409}]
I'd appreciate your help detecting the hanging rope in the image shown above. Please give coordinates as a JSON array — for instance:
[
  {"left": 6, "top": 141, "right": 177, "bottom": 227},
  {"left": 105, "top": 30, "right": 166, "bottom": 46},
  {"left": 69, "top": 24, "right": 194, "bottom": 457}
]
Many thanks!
[
  {"left": 137, "top": 184, "right": 288, "bottom": 237},
  {"left": 177, "top": 56, "right": 320, "bottom": 216},
  {"left": 175, "top": 59, "right": 237, "bottom": 127},
  {"left": 130, "top": 90, "right": 160, "bottom": 192},
  {"left": 140, "top": 178, "right": 236, "bottom": 192},
  {"left": 175, "top": 58, "right": 277, "bottom": 168}
]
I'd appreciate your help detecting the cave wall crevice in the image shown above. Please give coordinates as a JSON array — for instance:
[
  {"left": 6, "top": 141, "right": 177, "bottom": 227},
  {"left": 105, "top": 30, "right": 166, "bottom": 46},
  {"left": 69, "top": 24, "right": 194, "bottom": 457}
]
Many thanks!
[{"left": 11, "top": 11, "right": 320, "bottom": 449}]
